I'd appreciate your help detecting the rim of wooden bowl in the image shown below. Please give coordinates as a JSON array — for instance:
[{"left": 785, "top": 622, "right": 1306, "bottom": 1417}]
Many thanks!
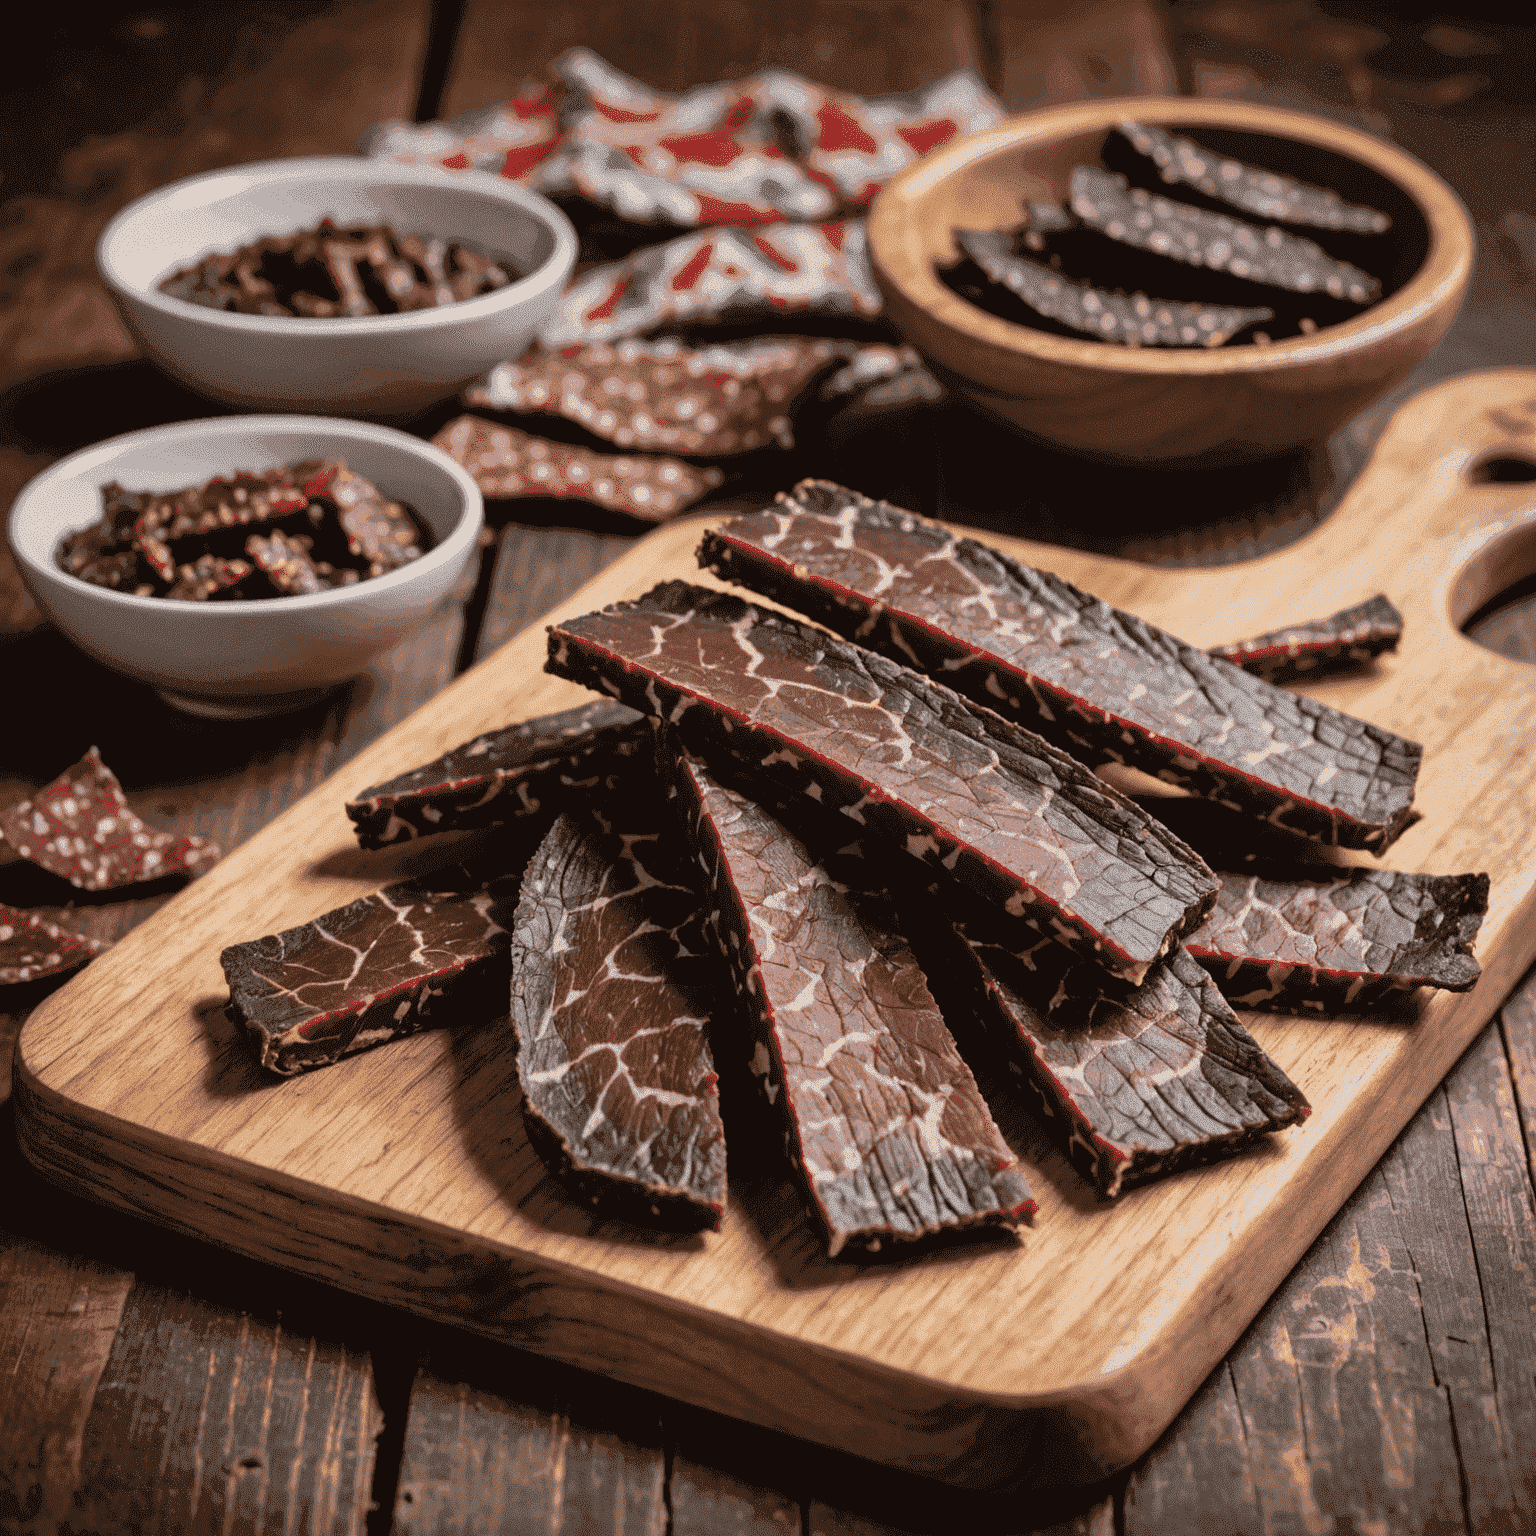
[{"left": 867, "top": 96, "right": 1474, "bottom": 379}]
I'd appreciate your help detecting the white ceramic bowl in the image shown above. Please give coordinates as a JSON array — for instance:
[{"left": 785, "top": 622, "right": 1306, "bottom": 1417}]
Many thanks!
[
  {"left": 9, "top": 416, "right": 483, "bottom": 718},
  {"left": 97, "top": 156, "right": 577, "bottom": 417}
]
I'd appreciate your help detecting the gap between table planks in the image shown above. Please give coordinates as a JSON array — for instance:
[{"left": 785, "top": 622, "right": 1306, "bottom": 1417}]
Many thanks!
[{"left": 14, "top": 369, "right": 1536, "bottom": 1490}]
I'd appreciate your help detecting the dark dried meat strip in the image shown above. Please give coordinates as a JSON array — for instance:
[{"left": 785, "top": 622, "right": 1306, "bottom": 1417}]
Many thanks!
[
  {"left": 956, "top": 228, "right": 1273, "bottom": 348},
  {"left": 1117, "top": 122, "right": 1391, "bottom": 235},
  {"left": 944, "top": 925, "right": 1308, "bottom": 1197},
  {"left": 1185, "top": 868, "right": 1488, "bottom": 1014},
  {"left": 222, "top": 856, "right": 526, "bottom": 1076},
  {"left": 466, "top": 337, "right": 847, "bottom": 456},
  {"left": 0, "top": 748, "right": 221, "bottom": 892},
  {"left": 0, "top": 903, "right": 109, "bottom": 985},
  {"left": 1210, "top": 595, "right": 1403, "bottom": 685},
  {"left": 700, "top": 484, "right": 1421, "bottom": 851},
  {"left": 1070, "top": 166, "right": 1380, "bottom": 304},
  {"left": 245, "top": 530, "right": 328, "bottom": 595},
  {"left": 299, "top": 461, "right": 423, "bottom": 576},
  {"left": 346, "top": 699, "right": 646, "bottom": 849},
  {"left": 671, "top": 749, "right": 1034, "bottom": 1254},
  {"left": 165, "top": 554, "right": 254, "bottom": 601},
  {"left": 433, "top": 416, "right": 723, "bottom": 521},
  {"left": 512, "top": 805, "right": 728, "bottom": 1232},
  {"left": 547, "top": 581, "right": 1216, "bottom": 983}
]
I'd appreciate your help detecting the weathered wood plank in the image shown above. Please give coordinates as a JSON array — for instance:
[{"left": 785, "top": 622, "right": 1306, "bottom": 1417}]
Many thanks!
[
  {"left": 441, "top": 0, "right": 985, "bottom": 121},
  {"left": 987, "top": 0, "right": 1179, "bottom": 109}
]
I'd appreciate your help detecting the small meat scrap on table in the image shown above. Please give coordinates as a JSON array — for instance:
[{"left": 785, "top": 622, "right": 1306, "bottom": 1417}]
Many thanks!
[
  {"left": 0, "top": 903, "right": 109, "bottom": 985},
  {"left": 0, "top": 747, "right": 221, "bottom": 891},
  {"left": 698, "top": 481, "right": 1421, "bottom": 850},
  {"left": 545, "top": 580, "right": 1218, "bottom": 984},
  {"left": 671, "top": 747, "right": 1035, "bottom": 1254},
  {"left": 511, "top": 795, "right": 728, "bottom": 1232},
  {"left": 1208, "top": 594, "right": 1403, "bottom": 684},
  {"left": 346, "top": 699, "right": 645, "bottom": 849},
  {"left": 222, "top": 854, "right": 529, "bottom": 1076}
]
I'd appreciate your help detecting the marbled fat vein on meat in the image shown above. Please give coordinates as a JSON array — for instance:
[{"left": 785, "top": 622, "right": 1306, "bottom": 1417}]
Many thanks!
[
  {"left": 222, "top": 860, "right": 525, "bottom": 1075},
  {"left": 547, "top": 581, "right": 1217, "bottom": 983},
  {"left": 512, "top": 806, "right": 727, "bottom": 1230},
  {"left": 1185, "top": 868, "right": 1487, "bottom": 1013},
  {"left": 698, "top": 484, "right": 1421, "bottom": 850},
  {"left": 346, "top": 700, "right": 646, "bottom": 848},
  {"left": 671, "top": 750, "right": 1034, "bottom": 1253},
  {"left": 946, "top": 925, "right": 1309, "bottom": 1197}
]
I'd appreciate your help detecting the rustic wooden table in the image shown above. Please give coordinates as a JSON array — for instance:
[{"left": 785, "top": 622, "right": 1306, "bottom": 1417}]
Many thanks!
[{"left": 3, "top": 3, "right": 1535, "bottom": 1532}]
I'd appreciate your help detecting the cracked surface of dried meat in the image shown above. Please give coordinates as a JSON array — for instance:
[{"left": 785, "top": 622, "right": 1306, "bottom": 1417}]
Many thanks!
[
  {"left": 546, "top": 580, "right": 1216, "bottom": 983},
  {"left": 1070, "top": 166, "right": 1380, "bottom": 303},
  {"left": 943, "top": 925, "right": 1308, "bottom": 1197},
  {"left": 1186, "top": 868, "right": 1487, "bottom": 1014},
  {"left": 222, "top": 856, "right": 527, "bottom": 1076},
  {"left": 956, "top": 227, "right": 1272, "bottom": 348},
  {"left": 1117, "top": 122, "right": 1391, "bottom": 234},
  {"left": 467, "top": 337, "right": 847, "bottom": 455},
  {"left": 0, "top": 904, "right": 109, "bottom": 985},
  {"left": 1209, "top": 595, "right": 1403, "bottom": 684},
  {"left": 539, "top": 222, "right": 881, "bottom": 348},
  {"left": 433, "top": 417, "right": 722, "bottom": 521},
  {"left": 0, "top": 748, "right": 221, "bottom": 892},
  {"left": 512, "top": 804, "right": 727, "bottom": 1232},
  {"left": 347, "top": 700, "right": 646, "bottom": 849},
  {"left": 700, "top": 484, "right": 1421, "bottom": 851},
  {"left": 671, "top": 749, "right": 1033, "bottom": 1255}
]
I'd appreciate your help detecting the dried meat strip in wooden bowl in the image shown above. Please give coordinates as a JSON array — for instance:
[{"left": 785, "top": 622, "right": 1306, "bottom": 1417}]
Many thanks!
[
  {"left": 546, "top": 581, "right": 1217, "bottom": 984},
  {"left": 1184, "top": 869, "right": 1488, "bottom": 1014},
  {"left": 0, "top": 748, "right": 221, "bottom": 891},
  {"left": 222, "top": 854, "right": 528, "bottom": 1076},
  {"left": 1209, "top": 595, "right": 1402, "bottom": 685},
  {"left": 669, "top": 748, "right": 1035, "bottom": 1254},
  {"left": 1116, "top": 121, "right": 1391, "bottom": 235},
  {"left": 942, "top": 927, "right": 1308, "bottom": 1198},
  {"left": 511, "top": 801, "right": 728, "bottom": 1232},
  {"left": 956, "top": 228, "right": 1273, "bottom": 349},
  {"left": 699, "top": 484, "right": 1421, "bottom": 851},
  {"left": 346, "top": 700, "right": 646, "bottom": 849}
]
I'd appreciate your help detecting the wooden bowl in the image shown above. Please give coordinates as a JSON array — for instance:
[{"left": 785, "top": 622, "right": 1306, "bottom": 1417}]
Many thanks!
[{"left": 867, "top": 97, "right": 1474, "bottom": 466}]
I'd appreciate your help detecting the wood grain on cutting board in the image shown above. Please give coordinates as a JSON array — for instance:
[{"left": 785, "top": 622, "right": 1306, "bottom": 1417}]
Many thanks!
[{"left": 16, "top": 370, "right": 1536, "bottom": 1488}]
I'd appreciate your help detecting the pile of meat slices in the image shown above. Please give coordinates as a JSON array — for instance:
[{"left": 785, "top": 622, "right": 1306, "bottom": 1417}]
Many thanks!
[{"left": 221, "top": 481, "right": 1488, "bottom": 1258}]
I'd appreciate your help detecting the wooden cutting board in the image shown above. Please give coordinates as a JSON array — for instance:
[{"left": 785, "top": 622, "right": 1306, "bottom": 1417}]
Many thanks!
[{"left": 17, "top": 370, "right": 1536, "bottom": 1490}]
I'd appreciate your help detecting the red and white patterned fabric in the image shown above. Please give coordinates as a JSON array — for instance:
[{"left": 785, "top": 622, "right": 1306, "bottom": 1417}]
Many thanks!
[
  {"left": 363, "top": 48, "right": 1004, "bottom": 227},
  {"left": 538, "top": 221, "right": 881, "bottom": 347}
]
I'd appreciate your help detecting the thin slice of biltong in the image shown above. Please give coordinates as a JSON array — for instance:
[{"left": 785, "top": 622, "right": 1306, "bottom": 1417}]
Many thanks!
[
  {"left": 222, "top": 855, "right": 527, "bottom": 1075},
  {"left": 346, "top": 700, "right": 646, "bottom": 849},
  {"left": 1209, "top": 595, "right": 1402, "bottom": 684},
  {"left": 1184, "top": 868, "right": 1488, "bottom": 1014},
  {"left": 699, "top": 483, "right": 1421, "bottom": 851},
  {"left": 957, "top": 228, "right": 1272, "bottom": 348},
  {"left": 546, "top": 581, "right": 1218, "bottom": 983},
  {"left": 0, "top": 903, "right": 109, "bottom": 985},
  {"left": 1117, "top": 122, "right": 1391, "bottom": 234},
  {"left": 943, "top": 926, "right": 1309, "bottom": 1197},
  {"left": 670, "top": 748, "right": 1034, "bottom": 1255},
  {"left": 511, "top": 803, "right": 728, "bottom": 1232},
  {"left": 1070, "top": 165, "right": 1380, "bottom": 303}
]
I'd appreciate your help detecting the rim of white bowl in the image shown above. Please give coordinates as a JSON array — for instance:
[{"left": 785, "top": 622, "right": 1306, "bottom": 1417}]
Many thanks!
[
  {"left": 8, "top": 415, "right": 484, "bottom": 615},
  {"left": 96, "top": 156, "right": 577, "bottom": 338}
]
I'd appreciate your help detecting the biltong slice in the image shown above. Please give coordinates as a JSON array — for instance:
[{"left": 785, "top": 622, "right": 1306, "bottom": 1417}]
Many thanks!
[
  {"left": 670, "top": 748, "right": 1035, "bottom": 1255},
  {"left": 1117, "top": 122, "right": 1391, "bottom": 235},
  {"left": 222, "top": 854, "right": 527, "bottom": 1076},
  {"left": 1070, "top": 165, "right": 1380, "bottom": 304},
  {"left": 346, "top": 700, "right": 646, "bottom": 849},
  {"left": 1209, "top": 595, "right": 1403, "bottom": 685},
  {"left": 957, "top": 228, "right": 1273, "bottom": 348},
  {"left": 511, "top": 802, "right": 728, "bottom": 1232},
  {"left": 546, "top": 581, "right": 1218, "bottom": 983},
  {"left": 1185, "top": 868, "right": 1488, "bottom": 1014},
  {"left": 699, "top": 484, "right": 1421, "bottom": 851},
  {"left": 0, "top": 903, "right": 109, "bottom": 985},
  {"left": 943, "top": 926, "right": 1309, "bottom": 1197}
]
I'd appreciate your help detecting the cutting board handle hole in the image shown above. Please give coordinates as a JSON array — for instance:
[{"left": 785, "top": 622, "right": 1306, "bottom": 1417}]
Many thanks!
[
  {"left": 1468, "top": 454, "right": 1536, "bottom": 485},
  {"left": 1450, "top": 515, "right": 1536, "bottom": 662}
]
